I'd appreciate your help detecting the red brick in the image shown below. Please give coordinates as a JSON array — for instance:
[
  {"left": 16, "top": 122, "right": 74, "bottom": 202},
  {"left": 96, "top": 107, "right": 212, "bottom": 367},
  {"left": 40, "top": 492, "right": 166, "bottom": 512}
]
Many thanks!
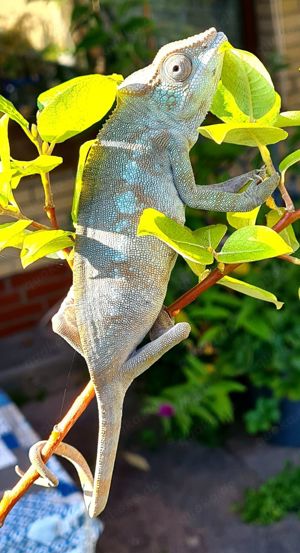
[
  {"left": 0, "top": 301, "right": 43, "bottom": 319},
  {"left": 26, "top": 276, "right": 72, "bottom": 300},
  {"left": 10, "top": 263, "right": 69, "bottom": 288},
  {"left": 0, "top": 319, "right": 36, "bottom": 337},
  {"left": 0, "top": 292, "right": 20, "bottom": 307}
]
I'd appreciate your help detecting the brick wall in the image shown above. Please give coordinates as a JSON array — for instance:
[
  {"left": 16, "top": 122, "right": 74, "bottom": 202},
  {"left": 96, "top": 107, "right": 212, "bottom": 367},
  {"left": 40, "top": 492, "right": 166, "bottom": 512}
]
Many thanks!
[
  {"left": 0, "top": 262, "right": 72, "bottom": 337},
  {"left": 255, "top": 0, "right": 300, "bottom": 108}
]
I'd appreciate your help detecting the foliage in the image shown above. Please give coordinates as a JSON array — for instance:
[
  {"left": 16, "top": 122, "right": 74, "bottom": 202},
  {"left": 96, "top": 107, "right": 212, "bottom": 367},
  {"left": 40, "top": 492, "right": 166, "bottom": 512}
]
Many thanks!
[
  {"left": 244, "top": 397, "right": 281, "bottom": 434},
  {"left": 237, "top": 462, "right": 300, "bottom": 525},
  {"left": 71, "top": 0, "right": 156, "bottom": 75},
  {"left": 144, "top": 354, "right": 244, "bottom": 437}
]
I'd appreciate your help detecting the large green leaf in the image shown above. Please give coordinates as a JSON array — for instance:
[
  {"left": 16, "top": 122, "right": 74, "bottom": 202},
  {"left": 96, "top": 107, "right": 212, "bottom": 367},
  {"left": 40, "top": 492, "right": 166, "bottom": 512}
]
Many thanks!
[
  {"left": 227, "top": 206, "right": 260, "bottom": 229},
  {"left": 137, "top": 208, "right": 215, "bottom": 265},
  {"left": 218, "top": 275, "right": 283, "bottom": 309},
  {"left": 0, "top": 95, "right": 29, "bottom": 130},
  {"left": 21, "top": 229, "right": 74, "bottom": 268},
  {"left": 0, "top": 115, "right": 11, "bottom": 206},
  {"left": 212, "top": 47, "right": 276, "bottom": 122},
  {"left": 0, "top": 220, "right": 32, "bottom": 251},
  {"left": 275, "top": 111, "right": 300, "bottom": 127},
  {"left": 37, "top": 74, "right": 123, "bottom": 143},
  {"left": 266, "top": 209, "right": 299, "bottom": 252},
  {"left": 199, "top": 122, "right": 287, "bottom": 147},
  {"left": 279, "top": 149, "right": 300, "bottom": 176},
  {"left": 72, "top": 139, "right": 95, "bottom": 224},
  {"left": 216, "top": 225, "right": 292, "bottom": 263}
]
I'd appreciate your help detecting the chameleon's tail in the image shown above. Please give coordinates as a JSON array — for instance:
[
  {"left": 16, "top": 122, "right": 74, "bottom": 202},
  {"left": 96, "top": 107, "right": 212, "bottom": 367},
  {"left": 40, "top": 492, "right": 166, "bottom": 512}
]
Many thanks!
[{"left": 89, "top": 382, "right": 124, "bottom": 517}]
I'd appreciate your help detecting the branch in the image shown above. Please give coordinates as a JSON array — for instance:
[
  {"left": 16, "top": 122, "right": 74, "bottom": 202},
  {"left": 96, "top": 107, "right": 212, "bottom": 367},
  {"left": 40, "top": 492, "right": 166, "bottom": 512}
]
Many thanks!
[{"left": 1, "top": 208, "right": 299, "bottom": 526}]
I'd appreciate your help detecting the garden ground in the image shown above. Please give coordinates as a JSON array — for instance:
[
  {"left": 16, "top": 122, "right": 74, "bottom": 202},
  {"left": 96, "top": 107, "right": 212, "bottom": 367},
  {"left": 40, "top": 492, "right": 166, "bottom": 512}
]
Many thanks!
[{"left": 21, "top": 374, "right": 300, "bottom": 553}]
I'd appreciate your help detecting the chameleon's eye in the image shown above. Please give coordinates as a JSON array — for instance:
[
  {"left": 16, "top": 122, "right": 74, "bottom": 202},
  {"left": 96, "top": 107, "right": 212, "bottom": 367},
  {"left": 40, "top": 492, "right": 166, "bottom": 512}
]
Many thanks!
[{"left": 163, "top": 54, "right": 192, "bottom": 82}]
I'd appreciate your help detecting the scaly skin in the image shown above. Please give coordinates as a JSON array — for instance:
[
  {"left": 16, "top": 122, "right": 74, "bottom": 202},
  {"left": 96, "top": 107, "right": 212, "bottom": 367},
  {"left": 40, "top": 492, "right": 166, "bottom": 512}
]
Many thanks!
[{"left": 30, "top": 28, "right": 279, "bottom": 517}]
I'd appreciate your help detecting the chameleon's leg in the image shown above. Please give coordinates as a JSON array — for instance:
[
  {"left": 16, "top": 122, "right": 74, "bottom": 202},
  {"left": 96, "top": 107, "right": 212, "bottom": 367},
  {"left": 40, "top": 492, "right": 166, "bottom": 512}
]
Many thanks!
[
  {"left": 169, "top": 142, "right": 279, "bottom": 212},
  {"left": 202, "top": 167, "right": 266, "bottom": 193},
  {"left": 52, "top": 286, "right": 83, "bottom": 355},
  {"left": 88, "top": 317, "right": 190, "bottom": 518},
  {"left": 123, "top": 315, "right": 191, "bottom": 380}
]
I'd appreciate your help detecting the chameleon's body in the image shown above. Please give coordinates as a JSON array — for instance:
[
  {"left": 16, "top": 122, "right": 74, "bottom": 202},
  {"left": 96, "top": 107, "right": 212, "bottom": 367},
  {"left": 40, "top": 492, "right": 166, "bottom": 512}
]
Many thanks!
[{"left": 29, "top": 28, "right": 279, "bottom": 517}]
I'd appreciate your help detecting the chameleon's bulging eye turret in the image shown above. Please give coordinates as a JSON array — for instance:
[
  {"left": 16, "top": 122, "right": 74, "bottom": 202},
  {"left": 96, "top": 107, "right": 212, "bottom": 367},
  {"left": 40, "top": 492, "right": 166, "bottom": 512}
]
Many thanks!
[{"left": 162, "top": 54, "right": 192, "bottom": 82}]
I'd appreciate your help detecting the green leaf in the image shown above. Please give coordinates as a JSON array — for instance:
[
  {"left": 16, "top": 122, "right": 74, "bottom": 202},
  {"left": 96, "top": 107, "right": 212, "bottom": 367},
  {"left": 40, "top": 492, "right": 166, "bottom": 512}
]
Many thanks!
[
  {"left": 137, "top": 208, "right": 214, "bottom": 265},
  {"left": 279, "top": 149, "right": 300, "bottom": 176},
  {"left": 0, "top": 220, "right": 32, "bottom": 251},
  {"left": 192, "top": 224, "right": 227, "bottom": 249},
  {"left": 227, "top": 206, "right": 260, "bottom": 229},
  {"left": 10, "top": 155, "right": 63, "bottom": 183},
  {"left": 216, "top": 225, "right": 293, "bottom": 263},
  {"left": 0, "top": 95, "right": 29, "bottom": 130},
  {"left": 185, "top": 259, "right": 209, "bottom": 279},
  {"left": 198, "top": 122, "right": 287, "bottom": 147},
  {"left": 258, "top": 92, "right": 281, "bottom": 125},
  {"left": 21, "top": 229, "right": 74, "bottom": 268},
  {"left": 37, "top": 74, "right": 123, "bottom": 143},
  {"left": 213, "top": 47, "right": 276, "bottom": 122},
  {"left": 0, "top": 115, "right": 11, "bottom": 206},
  {"left": 266, "top": 209, "right": 299, "bottom": 253},
  {"left": 218, "top": 275, "right": 283, "bottom": 309},
  {"left": 72, "top": 139, "right": 94, "bottom": 224},
  {"left": 211, "top": 81, "right": 250, "bottom": 123},
  {"left": 275, "top": 111, "right": 300, "bottom": 127}
]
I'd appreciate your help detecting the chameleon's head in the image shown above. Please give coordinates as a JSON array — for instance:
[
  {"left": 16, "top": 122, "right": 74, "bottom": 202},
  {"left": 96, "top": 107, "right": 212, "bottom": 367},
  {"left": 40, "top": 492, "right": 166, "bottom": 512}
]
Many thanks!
[{"left": 118, "top": 28, "right": 227, "bottom": 128}]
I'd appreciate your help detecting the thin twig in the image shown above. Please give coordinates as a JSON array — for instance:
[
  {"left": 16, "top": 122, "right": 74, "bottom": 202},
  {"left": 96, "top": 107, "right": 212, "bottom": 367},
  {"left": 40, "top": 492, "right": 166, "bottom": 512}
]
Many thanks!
[{"left": 0, "top": 208, "right": 299, "bottom": 527}]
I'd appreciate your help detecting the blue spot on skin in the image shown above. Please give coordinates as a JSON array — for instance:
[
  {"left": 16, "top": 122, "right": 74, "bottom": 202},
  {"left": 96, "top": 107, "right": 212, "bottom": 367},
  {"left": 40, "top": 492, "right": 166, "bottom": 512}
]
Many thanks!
[
  {"left": 116, "top": 191, "right": 137, "bottom": 214},
  {"left": 115, "top": 220, "right": 130, "bottom": 233},
  {"left": 123, "top": 160, "right": 139, "bottom": 184},
  {"left": 113, "top": 251, "right": 126, "bottom": 262}
]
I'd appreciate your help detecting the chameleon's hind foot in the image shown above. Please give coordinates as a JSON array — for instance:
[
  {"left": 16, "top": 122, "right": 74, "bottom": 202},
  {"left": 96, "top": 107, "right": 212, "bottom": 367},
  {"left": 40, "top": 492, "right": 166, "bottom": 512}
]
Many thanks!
[
  {"left": 149, "top": 306, "right": 174, "bottom": 341},
  {"left": 124, "top": 319, "right": 191, "bottom": 380}
]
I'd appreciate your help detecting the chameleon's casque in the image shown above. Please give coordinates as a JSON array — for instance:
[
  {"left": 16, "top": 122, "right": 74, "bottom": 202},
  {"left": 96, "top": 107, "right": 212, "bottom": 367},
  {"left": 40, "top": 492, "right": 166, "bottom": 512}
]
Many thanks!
[{"left": 29, "top": 28, "right": 279, "bottom": 517}]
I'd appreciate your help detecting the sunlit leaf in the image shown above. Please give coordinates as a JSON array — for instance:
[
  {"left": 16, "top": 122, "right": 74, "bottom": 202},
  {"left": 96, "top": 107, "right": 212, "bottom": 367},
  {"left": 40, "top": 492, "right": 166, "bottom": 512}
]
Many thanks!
[
  {"left": 0, "top": 115, "right": 11, "bottom": 206},
  {"left": 199, "top": 122, "right": 287, "bottom": 147},
  {"left": 137, "top": 208, "right": 214, "bottom": 264},
  {"left": 11, "top": 155, "right": 63, "bottom": 183},
  {"left": 279, "top": 149, "right": 300, "bottom": 176},
  {"left": 185, "top": 259, "right": 209, "bottom": 279},
  {"left": 0, "top": 220, "right": 32, "bottom": 251},
  {"left": 72, "top": 139, "right": 95, "bottom": 224},
  {"left": 37, "top": 74, "right": 123, "bottom": 143},
  {"left": 192, "top": 224, "right": 227, "bottom": 249},
  {"left": 212, "top": 46, "right": 276, "bottom": 122},
  {"left": 218, "top": 275, "right": 283, "bottom": 309},
  {"left": 258, "top": 92, "right": 281, "bottom": 125},
  {"left": 21, "top": 229, "right": 74, "bottom": 268},
  {"left": 0, "top": 95, "right": 29, "bottom": 130},
  {"left": 266, "top": 209, "right": 299, "bottom": 252},
  {"left": 275, "top": 111, "right": 300, "bottom": 127},
  {"left": 216, "top": 225, "right": 292, "bottom": 263},
  {"left": 227, "top": 206, "right": 260, "bottom": 229}
]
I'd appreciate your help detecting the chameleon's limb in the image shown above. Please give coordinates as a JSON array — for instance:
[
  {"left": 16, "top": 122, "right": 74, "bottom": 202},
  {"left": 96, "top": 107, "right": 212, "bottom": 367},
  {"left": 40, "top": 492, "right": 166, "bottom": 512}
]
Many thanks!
[
  {"left": 124, "top": 321, "right": 191, "bottom": 380},
  {"left": 149, "top": 306, "right": 174, "bottom": 340},
  {"left": 169, "top": 144, "right": 279, "bottom": 212},
  {"left": 52, "top": 286, "right": 83, "bottom": 355}
]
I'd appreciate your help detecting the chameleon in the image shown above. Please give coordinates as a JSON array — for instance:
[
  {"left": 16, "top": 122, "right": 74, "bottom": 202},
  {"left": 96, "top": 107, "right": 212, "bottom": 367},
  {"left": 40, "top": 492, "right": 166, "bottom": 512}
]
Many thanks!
[{"left": 24, "top": 28, "right": 279, "bottom": 517}]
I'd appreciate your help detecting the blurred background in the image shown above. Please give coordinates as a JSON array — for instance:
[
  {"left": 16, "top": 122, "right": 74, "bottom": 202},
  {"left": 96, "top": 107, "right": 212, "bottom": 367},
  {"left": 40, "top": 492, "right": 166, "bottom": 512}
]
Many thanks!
[{"left": 0, "top": 1, "right": 300, "bottom": 552}]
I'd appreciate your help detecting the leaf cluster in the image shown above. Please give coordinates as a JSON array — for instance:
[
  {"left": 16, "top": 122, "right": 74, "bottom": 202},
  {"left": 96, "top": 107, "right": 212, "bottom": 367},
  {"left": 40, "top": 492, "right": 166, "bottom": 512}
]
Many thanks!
[{"left": 237, "top": 462, "right": 300, "bottom": 525}]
